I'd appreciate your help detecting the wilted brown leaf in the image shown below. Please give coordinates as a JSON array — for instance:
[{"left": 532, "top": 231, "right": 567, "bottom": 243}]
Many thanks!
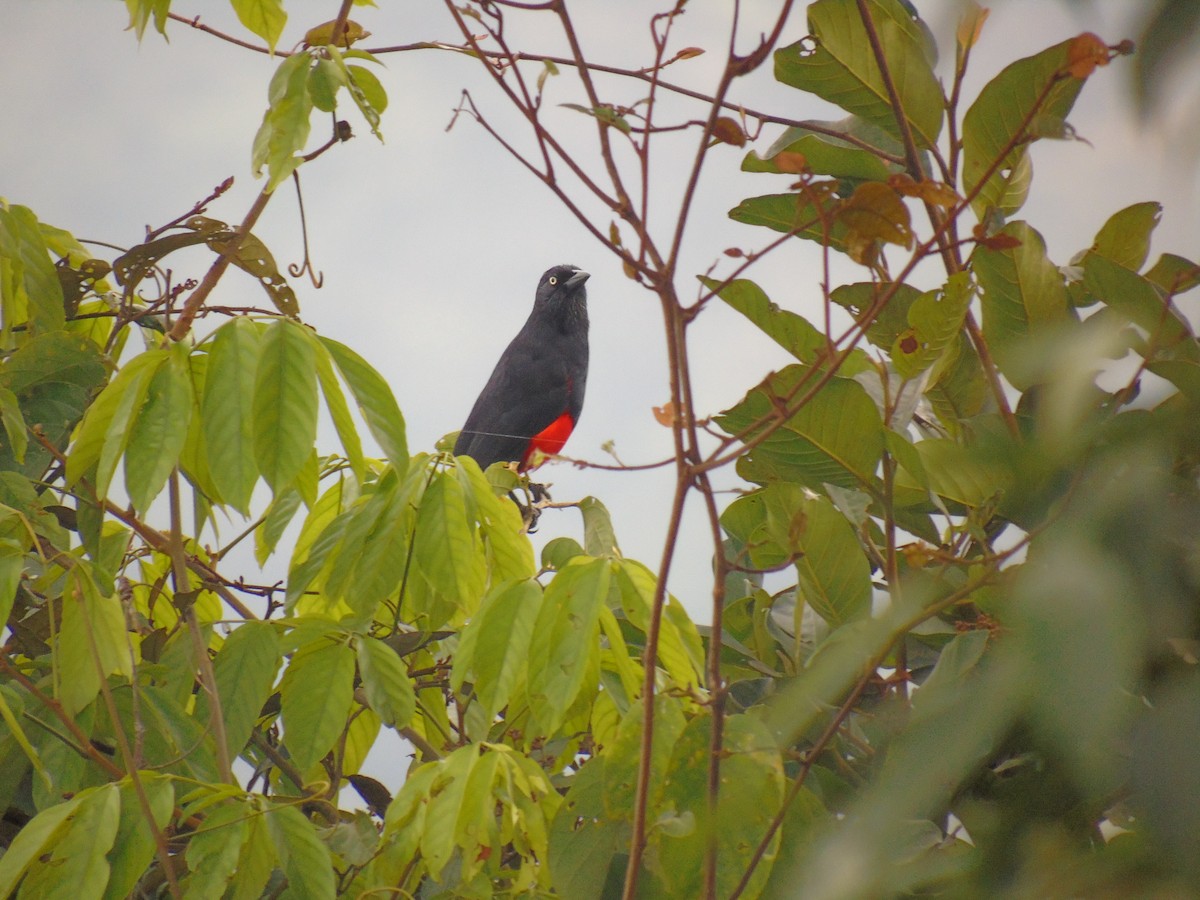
[
  {"left": 304, "top": 19, "right": 371, "bottom": 48},
  {"left": 888, "top": 174, "right": 961, "bottom": 208},
  {"left": 838, "top": 182, "right": 913, "bottom": 249},
  {"left": 773, "top": 151, "right": 808, "bottom": 174},
  {"left": 653, "top": 402, "right": 677, "bottom": 427},
  {"left": 675, "top": 47, "right": 705, "bottom": 60},
  {"left": 712, "top": 116, "right": 747, "bottom": 147},
  {"left": 1065, "top": 32, "right": 1109, "bottom": 79}
]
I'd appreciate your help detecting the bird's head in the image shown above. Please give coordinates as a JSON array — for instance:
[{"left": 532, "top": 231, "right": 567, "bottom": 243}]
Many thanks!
[{"left": 534, "top": 264, "right": 590, "bottom": 328}]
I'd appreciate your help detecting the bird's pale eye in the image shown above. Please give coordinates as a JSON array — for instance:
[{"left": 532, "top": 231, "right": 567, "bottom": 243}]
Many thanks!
[{"left": 548, "top": 276, "right": 558, "bottom": 285}]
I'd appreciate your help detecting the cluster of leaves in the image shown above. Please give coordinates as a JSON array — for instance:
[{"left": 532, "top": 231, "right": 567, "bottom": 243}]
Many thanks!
[{"left": 2, "top": 1, "right": 1199, "bottom": 899}]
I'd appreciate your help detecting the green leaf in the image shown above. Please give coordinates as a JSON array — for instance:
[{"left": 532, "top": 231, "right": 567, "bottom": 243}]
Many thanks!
[
  {"left": 830, "top": 280, "right": 923, "bottom": 350},
  {"left": 251, "top": 51, "right": 314, "bottom": 192},
  {"left": 452, "top": 579, "right": 542, "bottom": 723},
  {"left": 702, "top": 275, "right": 870, "bottom": 374},
  {"left": 613, "top": 560, "right": 705, "bottom": 689},
  {"left": 1145, "top": 252, "right": 1200, "bottom": 297},
  {"left": 280, "top": 636, "right": 355, "bottom": 771},
  {"left": 962, "top": 38, "right": 1090, "bottom": 218},
  {"left": 332, "top": 50, "right": 387, "bottom": 140},
  {"left": 1090, "top": 201, "right": 1162, "bottom": 270},
  {"left": 313, "top": 341, "right": 366, "bottom": 484},
  {"left": 355, "top": 636, "right": 415, "bottom": 729},
  {"left": 973, "top": 221, "right": 1071, "bottom": 389},
  {"left": 255, "top": 487, "right": 303, "bottom": 566},
  {"left": 68, "top": 350, "right": 164, "bottom": 498},
  {"left": 124, "top": 341, "right": 193, "bottom": 512},
  {"left": 19, "top": 785, "right": 120, "bottom": 900},
  {"left": 266, "top": 803, "right": 336, "bottom": 899},
  {"left": 891, "top": 273, "right": 973, "bottom": 379},
  {"left": 58, "top": 573, "right": 132, "bottom": 715},
  {"left": 925, "top": 334, "right": 989, "bottom": 431},
  {"left": 3, "top": 332, "right": 106, "bottom": 479},
  {"left": 652, "top": 714, "right": 785, "bottom": 899},
  {"left": 729, "top": 192, "right": 848, "bottom": 251},
  {"left": 229, "top": 813, "right": 275, "bottom": 900},
  {"left": 774, "top": 0, "right": 943, "bottom": 149},
  {"left": 1084, "top": 252, "right": 1193, "bottom": 347},
  {"left": 719, "top": 366, "right": 884, "bottom": 490},
  {"left": 0, "top": 386, "right": 27, "bottom": 465},
  {"left": 413, "top": 469, "right": 486, "bottom": 622},
  {"left": 231, "top": 0, "right": 287, "bottom": 53},
  {"left": 454, "top": 456, "right": 534, "bottom": 582},
  {"left": 903, "top": 438, "right": 1011, "bottom": 508},
  {"left": 184, "top": 802, "right": 248, "bottom": 900},
  {"left": 103, "top": 775, "right": 174, "bottom": 900},
  {"left": 579, "top": 495, "right": 619, "bottom": 558},
  {"left": 202, "top": 312, "right": 263, "bottom": 512},
  {"left": 743, "top": 119, "right": 897, "bottom": 181},
  {"left": 321, "top": 337, "right": 408, "bottom": 474},
  {"left": 0, "top": 204, "right": 65, "bottom": 334},
  {"left": 0, "top": 794, "right": 83, "bottom": 896},
  {"left": 200, "top": 621, "right": 281, "bottom": 762},
  {"left": 548, "top": 757, "right": 628, "bottom": 899},
  {"left": 528, "top": 557, "right": 610, "bottom": 736},
  {"left": 253, "top": 320, "right": 319, "bottom": 494}
]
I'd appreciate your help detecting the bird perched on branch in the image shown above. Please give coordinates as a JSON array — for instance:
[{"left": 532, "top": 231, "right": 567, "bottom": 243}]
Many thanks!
[{"left": 454, "top": 264, "right": 590, "bottom": 475}]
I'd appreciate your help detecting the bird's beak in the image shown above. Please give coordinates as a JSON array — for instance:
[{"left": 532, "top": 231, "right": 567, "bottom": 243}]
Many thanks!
[{"left": 566, "top": 270, "right": 590, "bottom": 289}]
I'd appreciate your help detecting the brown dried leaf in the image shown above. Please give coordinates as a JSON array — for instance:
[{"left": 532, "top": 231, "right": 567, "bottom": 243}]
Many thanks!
[
  {"left": 773, "top": 151, "right": 808, "bottom": 174},
  {"left": 888, "top": 174, "right": 961, "bottom": 208},
  {"left": 956, "top": 3, "right": 989, "bottom": 52},
  {"left": 838, "top": 182, "right": 913, "bottom": 249},
  {"left": 675, "top": 47, "right": 705, "bottom": 60},
  {"left": 652, "top": 402, "right": 677, "bottom": 427},
  {"left": 712, "top": 116, "right": 747, "bottom": 147},
  {"left": 1065, "top": 32, "right": 1109, "bottom": 79},
  {"left": 304, "top": 19, "right": 371, "bottom": 48}
]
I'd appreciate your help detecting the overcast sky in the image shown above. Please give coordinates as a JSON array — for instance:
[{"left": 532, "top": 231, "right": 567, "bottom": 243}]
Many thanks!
[{"left": 4, "top": 0, "right": 1197, "bottom": 623}]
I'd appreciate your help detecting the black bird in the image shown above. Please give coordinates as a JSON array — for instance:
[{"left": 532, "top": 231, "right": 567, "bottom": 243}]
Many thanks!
[{"left": 454, "top": 264, "right": 590, "bottom": 472}]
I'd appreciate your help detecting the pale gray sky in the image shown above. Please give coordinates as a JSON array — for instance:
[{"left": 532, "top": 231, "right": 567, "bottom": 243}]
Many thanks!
[{"left": 4, "top": 0, "right": 1196, "bottom": 624}]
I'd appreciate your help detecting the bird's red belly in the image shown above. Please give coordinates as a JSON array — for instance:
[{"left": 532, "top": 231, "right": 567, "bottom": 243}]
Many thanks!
[{"left": 521, "top": 412, "right": 575, "bottom": 469}]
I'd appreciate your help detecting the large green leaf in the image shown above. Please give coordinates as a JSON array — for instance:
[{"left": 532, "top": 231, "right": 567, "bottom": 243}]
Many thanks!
[
  {"left": 412, "top": 469, "right": 486, "bottom": 623},
  {"left": 527, "top": 557, "right": 610, "bottom": 736},
  {"left": 18, "top": 784, "right": 120, "bottom": 900},
  {"left": 253, "top": 319, "right": 318, "bottom": 495},
  {"left": 454, "top": 456, "right": 534, "bottom": 582},
  {"left": 355, "top": 635, "right": 416, "bottom": 729},
  {"left": 231, "top": 0, "right": 287, "bottom": 53},
  {"left": 547, "top": 757, "right": 628, "bottom": 899},
  {"left": 729, "top": 192, "right": 849, "bottom": 250},
  {"left": 266, "top": 802, "right": 336, "bottom": 899},
  {"left": 774, "top": 0, "right": 942, "bottom": 149},
  {"left": 451, "top": 579, "right": 542, "bottom": 725},
  {"left": 702, "top": 276, "right": 870, "bottom": 374},
  {"left": 1084, "top": 253, "right": 1192, "bottom": 348},
  {"left": 251, "top": 51, "right": 313, "bottom": 192},
  {"left": 314, "top": 339, "right": 366, "bottom": 484},
  {"left": 890, "top": 273, "right": 973, "bottom": 379},
  {"left": 199, "top": 621, "right": 281, "bottom": 762},
  {"left": 962, "top": 38, "right": 1090, "bottom": 218},
  {"left": 184, "top": 802, "right": 248, "bottom": 900},
  {"left": 124, "top": 341, "right": 193, "bottom": 512},
  {"left": 0, "top": 795, "right": 83, "bottom": 896},
  {"left": 279, "top": 636, "right": 355, "bottom": 771},
  {"left": 3, "top": 332, "right": 106, "bottom": 479},
  {"left": 743, "top": 117, "right": 899, "bottom": 181},
  {"left": 0, "top": 205, "right": 65, "bottom": 335},
  {"left": 925, "top": 335, "right": 989, "bottom": 432},
  {"left": 1089, "top": 201, "right": 1161, "bottom": 271},
  {"left": 719, "top": 366, "right": 884, "bottom": 490},
  {"left": 202, "top": 316, "right": 263, "bottom": 514},
  {"left": 321, "top": 337, "right": 408, "bottom": 474},
  {"left": 651, "top": 713, "right": 785, "bottom": 899},
  {"left": 973, "top": 221, "right": 1071, "bottom": 390},
  {"left": 104, "top": 775, "right": 174, "bottom": 900}
]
